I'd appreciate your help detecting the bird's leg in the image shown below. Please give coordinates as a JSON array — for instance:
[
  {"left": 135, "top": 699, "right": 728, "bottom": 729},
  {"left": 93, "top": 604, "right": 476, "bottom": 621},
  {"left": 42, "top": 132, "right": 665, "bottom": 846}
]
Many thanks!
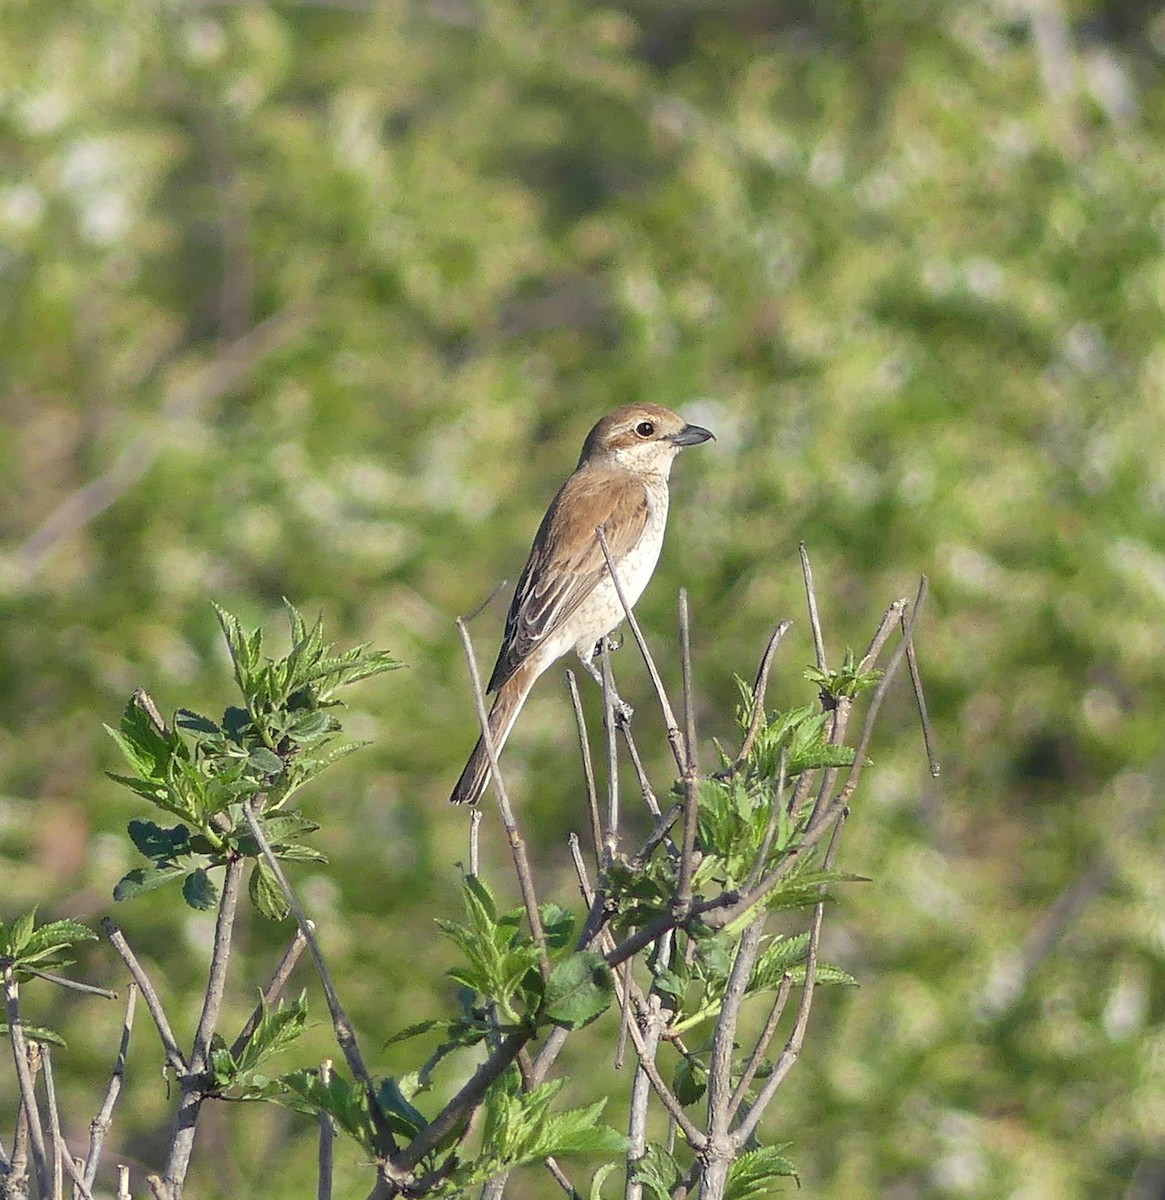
[{"left": 580, "top": 643, "right": 634, "bottom": 726}]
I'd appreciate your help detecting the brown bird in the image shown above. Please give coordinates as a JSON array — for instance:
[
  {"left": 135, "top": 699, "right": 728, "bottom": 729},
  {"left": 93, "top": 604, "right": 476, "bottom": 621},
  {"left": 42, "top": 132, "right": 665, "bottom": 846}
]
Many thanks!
[{"left": 450, "top": 403, "right": 714, "bottom": 805}]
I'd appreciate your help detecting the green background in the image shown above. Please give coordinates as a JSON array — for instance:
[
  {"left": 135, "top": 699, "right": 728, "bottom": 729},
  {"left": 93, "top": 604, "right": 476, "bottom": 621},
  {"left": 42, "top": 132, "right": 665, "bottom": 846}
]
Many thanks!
[{"left": 2, "top": 1, "right": 1163, "bottom": 1196}]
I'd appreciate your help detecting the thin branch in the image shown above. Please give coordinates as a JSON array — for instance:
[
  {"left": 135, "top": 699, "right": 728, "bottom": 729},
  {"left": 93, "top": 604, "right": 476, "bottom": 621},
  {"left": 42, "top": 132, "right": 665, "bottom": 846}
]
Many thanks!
[
  {"left": 4, "top": 968, "right": 49, "bottom": 1198},
  {"left": 317, "top": 1060, "right": 335, "bottom": 1200},
  {"left": 619, "top": 722, "right": 662, "bottom": 818},
  {"left": 566, "top": 670, "right": 604, "bottom": 859},
  {"left": 456, "top": 617, "right": 550, "bottom": 978},
  {"left": 61, "top": 1150, "right": 96, "bottom": 1200},
  {"left": 676, "top": 591, "right": 699, "bottom": 907},
  {"left": 241, "top": 805, "right": 401, "bottom": 1163},
  {"left": 469, "top": 807, "right": 482, "bottom": 878},
  {"left": 163, "top": 856, "right": 246, "bottom": 1195},
  {"left": 729, "top": 621, "right": 792, "bottom": 771},
  {"left": 229, "top": 927, "right": 309, "bottom": 1060},
  {"left": 22, "top": 969, "right": 117, "bottom": 1000},
  {"left": 42, "top": 1045, "right": 64, "bottom": 1200},
  {"left": 798, "top": 543, "right": 827, "bottom": 671},
  {"left": 100, "top": 920, "right": 187, "bottom": 1074},
  {"left": 900, "top": 586, "right": 940, "bottom": 777},
  {"left": 595, "top": 526, "right": 684, "bottom": 771},
  {"left": 744, "top": 749, "right": 786, "bottom": 894},
  {"left": 544, "top": 1156, "right": 582, "bottom": 1198},
  {"left": 600, "top": 644, "right": 621, "bottom": 862},
  {"left": 727, "top": 975, "right": 794, "bottom": 1123},
  {"left": 84, "top": 983, "right": 137, "bottom": 1189},
  {"left": 706, "top": 921, "right": 764, "bottom": 1144}
]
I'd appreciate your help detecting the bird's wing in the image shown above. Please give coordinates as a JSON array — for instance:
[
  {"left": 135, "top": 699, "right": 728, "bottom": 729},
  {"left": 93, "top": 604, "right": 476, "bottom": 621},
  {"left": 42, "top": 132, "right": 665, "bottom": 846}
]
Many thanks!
[{"left": 487, "top": 468, "right": 650, "bottom": 692}]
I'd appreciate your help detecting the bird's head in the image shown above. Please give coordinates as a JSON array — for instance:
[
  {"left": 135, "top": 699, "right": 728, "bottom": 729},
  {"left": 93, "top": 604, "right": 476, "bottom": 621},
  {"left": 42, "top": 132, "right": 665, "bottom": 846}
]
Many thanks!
[{"left": 577, "top": 404, "right": 714, "bottom": 475}]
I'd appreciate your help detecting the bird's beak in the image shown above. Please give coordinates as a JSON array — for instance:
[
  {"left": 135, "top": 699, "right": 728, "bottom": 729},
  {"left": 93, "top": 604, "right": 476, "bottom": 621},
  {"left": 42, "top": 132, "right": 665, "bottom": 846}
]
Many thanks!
[{"left": 668, "top": 423, "right": 715, "bottom": 447}]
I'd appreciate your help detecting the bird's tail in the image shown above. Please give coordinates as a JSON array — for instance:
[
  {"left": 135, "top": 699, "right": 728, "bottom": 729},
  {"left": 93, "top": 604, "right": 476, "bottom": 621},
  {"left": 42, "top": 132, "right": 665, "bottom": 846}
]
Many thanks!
[{"left": 449, "top": 668, "right": 532, "bottom": 805}]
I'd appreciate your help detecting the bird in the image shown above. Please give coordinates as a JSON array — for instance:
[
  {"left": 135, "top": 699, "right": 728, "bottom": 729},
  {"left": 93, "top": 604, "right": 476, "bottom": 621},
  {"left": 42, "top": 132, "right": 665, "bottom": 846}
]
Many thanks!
[{"left": 450, "top": 403, "right": 714, "bottom": 805}]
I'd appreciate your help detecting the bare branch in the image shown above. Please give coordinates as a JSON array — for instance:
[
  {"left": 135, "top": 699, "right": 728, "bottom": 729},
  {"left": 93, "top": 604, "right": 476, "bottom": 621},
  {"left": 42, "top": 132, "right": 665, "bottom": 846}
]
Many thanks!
[
  {"left": 799, "top": 543, "right": 827, "bottom": 671},
  {"left": 229, "top": 927, "right": 309, "bottom": 1061},
  {"left": 4, "top": 968, "right": 49, "bottom": 1198},
  {"left": 565, "top": 670, "right": 604, "bottom": 859},
  {"left": 595, "top": 526, "right": 684, "bottom": 771},
  {"left": 318, "top": 1060, "right": 335, "bottom": 1200},
  {"left": 456, "top": 617, "right": 550, "bottom": 978},
  {"left": 100, "top": 920, "right": 187, "bottom": 1074},
  {"left": 84, "top": 983, "right": 137, "bottom": 1189},
  {"left": 599, "top": 644, "right": 621, "bottom": 862},
  {"left": 41, "top": 1045, "right": 64, "bottom": 1200},
  {"left": 676, "top": 591, "right": 699, "bottom": 907},
  {"left": 729, "top": 620, "right": 792, "bottom": 771}
]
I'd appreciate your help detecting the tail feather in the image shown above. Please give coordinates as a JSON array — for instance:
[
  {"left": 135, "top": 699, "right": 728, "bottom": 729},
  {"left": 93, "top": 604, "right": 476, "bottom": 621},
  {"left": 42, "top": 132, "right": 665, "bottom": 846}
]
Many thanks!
[{"left": 449, "top": 671, "right": 532, "bottom": 805}]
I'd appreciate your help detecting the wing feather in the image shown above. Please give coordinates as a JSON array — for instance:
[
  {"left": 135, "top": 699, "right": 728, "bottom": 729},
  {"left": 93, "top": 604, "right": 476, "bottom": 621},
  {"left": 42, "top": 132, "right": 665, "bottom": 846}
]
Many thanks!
[{"left": 487, "top": 469, "right": 650, "bottom": 692}]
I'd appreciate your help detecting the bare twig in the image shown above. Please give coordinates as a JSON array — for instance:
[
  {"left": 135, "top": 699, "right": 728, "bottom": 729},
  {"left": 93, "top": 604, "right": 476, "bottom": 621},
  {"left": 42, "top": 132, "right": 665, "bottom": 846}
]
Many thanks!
[
  {"left": 676, "top": 591, "right": 700, "bottom": 907},
  {"left": 599, "top": 644, "right": 620, "bottom": 862},
  {"left": 469, "top": 808, "right": 482, "bottom": 877},
  {"left": 799, "top": 543, "right": 827, "bottom": 671},
  {"left": 318, "top": 1060, "right": 335, "bottom": 1200},
  {"left": 84, "top": 983, "right": 137, "bottom": 1189},
  {"left": 42, "top": 1044, "right": 64, "bottom": 1200},
  {"left": 730, "top": 620, "right": 793, "bottom": 770},
  {"left": 241, "top": 805, "right": 401, "bottom": 1163},
  {"left": 22, "top": 968, "right": 117, "bottom": 1000},
  {"left": 100, "top": 920, "right": 187, "bottom": 1074},
  {"left": 456, "top": 618, "right": 550, "bottom": 978},
  {"left": 4, "top": 968, "right": 49, "bottom": 1198},
  {"left": 544, "top": 1156, "right": 582, "bottom": 1198},
  {"left": 900, "top": 589, "right": 940, "bottom": 777},
  {"left": 566, "top": 671, "right": 604, "bottom": 858},
  {"left": 727, "top": 974, "right": 794, "bottom": 1123},
  {"left": 117, "top": 1164, "right": 131, "bottom": 1200},
  {"left": 229, "top": 927, "right": 309, "bottom": 1061},
  {"left": 619, "top": 722, "right": 662, "bottom": 818},
  {"left": 163, "top": 855, "right": 246, "bottom": 1195},
  {"left": 595, "top": 526, "right": 684, "bottom": 771}
]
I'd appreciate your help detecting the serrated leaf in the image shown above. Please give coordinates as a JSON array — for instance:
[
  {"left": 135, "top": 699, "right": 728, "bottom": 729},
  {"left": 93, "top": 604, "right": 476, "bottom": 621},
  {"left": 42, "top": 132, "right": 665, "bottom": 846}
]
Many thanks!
[
  {"left": 183, "top": 868, "right": 218, "bottom": 911},
  {"left": 0, "top": 1023, "right": 67, "bottom": 1049},
  {"left": 629, "top": 1145, "right": 682, "bottom": 1199},
  {"left": 543, "top": 952, "right": 614, "bottom": 1030},
  {"left": 725, "top": 1145, "right": 799, "bottom": 1198},
  {"left": 382, "top": 1019, "right": 445, "bottom": 1048},
  {"left": 7, "top": 909, "right": 37, "bottom": 956},
  {"left": 673, "top": 1056, "right": 707, "bottom": 1106},
  {"left": 249, "top": 859, "right": 290, "bottom": 920},
  {"left": 113, "top": 863, "right": 187, "bottom": 902}
]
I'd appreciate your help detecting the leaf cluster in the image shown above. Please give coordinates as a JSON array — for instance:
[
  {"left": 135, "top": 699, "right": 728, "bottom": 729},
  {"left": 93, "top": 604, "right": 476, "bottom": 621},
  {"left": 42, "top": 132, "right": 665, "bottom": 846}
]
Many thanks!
[{"left": 105, "top": 603, "right": 400, "bottom": 916}]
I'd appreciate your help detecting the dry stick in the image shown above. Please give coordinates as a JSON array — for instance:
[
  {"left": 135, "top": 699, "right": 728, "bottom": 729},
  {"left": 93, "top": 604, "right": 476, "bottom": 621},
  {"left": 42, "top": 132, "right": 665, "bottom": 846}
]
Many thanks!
[
  {"left": 700, "top": 584, "right": 927, "bottom": 934},
  {"left": 701, "top": 922, "right": 766, "bottom": 1197},
  {"left": 61, "top": 1150, "right": 96, "bottom": 1200},
  {"left": 117, "top": 1164, "right": 131, "bottom": 1200},
  {"left": 318, "top": 1060, "right": 335, "bottom": 1200},
  {"left": 798, "top": 543, "right": 827, "bottom": 671},
  {"left": 469, "top": 808, "right": 482, "bottom": 878},
  {"left": 240, "top": 807, "right": 401, "bottom": 1162},
  {"left": 744, "top": 750, "right": 787, "bottom": 895},
  {"left": 729, "top": 621, "right": 793, "bottom": 771},
  {"left": 566, "top": 670, "right": 605, "bottom": 862},
  {"left": 456, "top": 617, "right": 550, "bottom": 979},
  {"left": 595, "top": 527, "right": 684, "bottom": 772},
  {"left": 619, "top": 723, "right": 662, "bottom": 818},
  {"left": 23, "top": 969, "right": 117, "bottom": 1000},
  {"left": 731, "top": 824, "right": 837, "bottom": 1150},
  {"left": 600, "top": 644, "right": 621, "bottom": 861},
  {"left": 11, "top": 1095, "right": 30, "bottom": 1190},
  {"left": 809, "top": 597, "right": 907, "bottom": 826},
  {"left": 900, "top": 593, "right": 940, "bottom": 777},
  {"left": 163, "top": 855, "right": 246, "bottom": 1197},
  {"left": 100, "top": 920, "right": 187, "bottom": 1074},
  {"left": 676, "top": 591, "right": 699, "bottom": 907},
  {"left": 544, "top": 1156, "right": 582, "bottom": 1199},
  {"left": 84, "top": 983, "right": 137, "bottom": 1190},
  {"left": 4, "top": 971, "right": 50, "bottom": 1198},
  {"left": 229, "top": 927, "right": 310, "bottom": 1061},
  {"left": 726, "top": 975, "right": 794, "bottom": 1124},
  {"left": 41, "top": 1045, "right": 64, "bottom": 1200}
]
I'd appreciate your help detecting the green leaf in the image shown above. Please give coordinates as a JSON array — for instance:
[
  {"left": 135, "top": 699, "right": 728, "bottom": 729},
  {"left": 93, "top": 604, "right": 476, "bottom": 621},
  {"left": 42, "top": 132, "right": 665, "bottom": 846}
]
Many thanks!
[
  {"left": 543, "top": 952, "right": 614, "bottom": 1030},
  {"left": 114, "top": 863, "right": 187, "bottom": 902},
  {"left": 249, "top": 859, "right": 290, "bottom": 920},
  {"left": 233, "top": 992, "right": 308, "bottom": 1078},
  {"left": 629, "top": 1145, "right": 682, "bottom": 1199},
  {"left": 725, "top": 1145, "right": 799, "bottom": 1198},
  {"left": 183, "top": 868, "right": 218, "bottom": 911},
  {"left": 673, "top": 1056, "right": 707, "bottom": 1106},
  {"left": 128, "top": 819, "right": 191, "bottom": 861},
  {"left": 5, "top": 909, "right": 37, "bottom": 957},
  {"left": 0, "top": 1023, "right": 67, "bottom": 1048},
  {"left": 589, "top": 1161, "right": 620, "bottom": 1200}
]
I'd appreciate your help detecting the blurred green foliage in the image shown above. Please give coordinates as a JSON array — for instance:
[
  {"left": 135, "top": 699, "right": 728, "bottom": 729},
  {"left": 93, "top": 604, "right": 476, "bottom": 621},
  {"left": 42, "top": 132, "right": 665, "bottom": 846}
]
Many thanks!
[{"left": 2, "top": 1, "right": 1164, "bottom": 1197}]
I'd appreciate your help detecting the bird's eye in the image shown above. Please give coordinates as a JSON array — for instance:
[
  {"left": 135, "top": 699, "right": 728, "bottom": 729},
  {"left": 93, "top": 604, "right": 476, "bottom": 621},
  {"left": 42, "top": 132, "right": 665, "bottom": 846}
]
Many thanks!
[{"left": 635, "top": 421, "right": 655, "bottom": 437}]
